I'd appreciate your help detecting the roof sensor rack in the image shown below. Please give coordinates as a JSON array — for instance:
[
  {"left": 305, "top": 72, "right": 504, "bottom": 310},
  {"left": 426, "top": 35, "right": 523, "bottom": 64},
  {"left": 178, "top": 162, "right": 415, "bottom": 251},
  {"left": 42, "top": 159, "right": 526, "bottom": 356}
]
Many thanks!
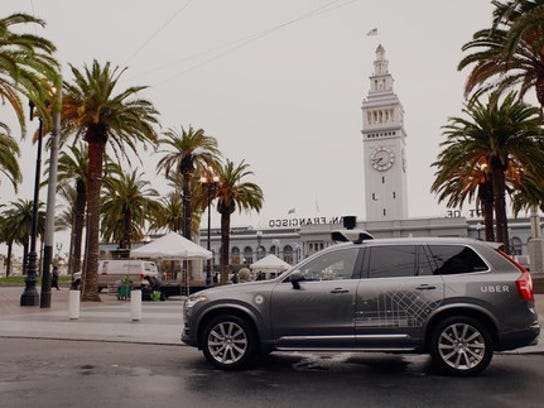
[{"left": 331, "top": 229, "right": 374, "bottom": 244}]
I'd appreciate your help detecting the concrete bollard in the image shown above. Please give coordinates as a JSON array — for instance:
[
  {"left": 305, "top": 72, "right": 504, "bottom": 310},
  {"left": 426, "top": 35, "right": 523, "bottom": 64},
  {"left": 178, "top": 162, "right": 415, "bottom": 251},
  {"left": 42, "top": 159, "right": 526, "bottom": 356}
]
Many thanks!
[
  {"left": 130, "top": 289, "right": 142, "bottom": 321},
  {"left": 68, "top": 290, "right": 80, "bottom": 320}
]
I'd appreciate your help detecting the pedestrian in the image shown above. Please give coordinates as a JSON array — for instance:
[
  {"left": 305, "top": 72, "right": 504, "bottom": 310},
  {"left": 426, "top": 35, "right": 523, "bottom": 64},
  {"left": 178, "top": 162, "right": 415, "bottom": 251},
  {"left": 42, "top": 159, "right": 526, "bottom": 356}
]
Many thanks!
[{"left": 51, "top": 266, "right": 60, "bottom": 290}]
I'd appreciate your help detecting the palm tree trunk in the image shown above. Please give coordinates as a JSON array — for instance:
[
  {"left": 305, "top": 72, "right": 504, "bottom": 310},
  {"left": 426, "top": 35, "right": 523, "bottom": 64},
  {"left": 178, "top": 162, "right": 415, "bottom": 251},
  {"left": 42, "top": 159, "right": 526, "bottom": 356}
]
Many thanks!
[
  {"left": 81, "top": 137, "right": 105, "bottom": 302},
  {"left": 219, "top": 211, "right": 231, "bottom": 285},
  {"left": 68, "top": 200, "right": 76, "bottom": 277},
  {"left": 22, "top": 239, "right": 29, "bottom": 275},
  {"left": 182, "top": 169, "right": 193, "bottom": 240},
  {"left": 121, "top": 210, "right": 132, "bottom": 249},
  {"left": 6, "top": 241, "right": 13, "bottom": 277},
  {"left": 73, "top": 178, "right": 86, "bottom": 275},
  {"left": 535, "top": 74, "right": 544, "bottom": 114},
  {"left": 491, "top": 157, "right": 509, "bottom": 252},
  {"left": 479, "top": 180, "right": 494, "bottom": 241}
]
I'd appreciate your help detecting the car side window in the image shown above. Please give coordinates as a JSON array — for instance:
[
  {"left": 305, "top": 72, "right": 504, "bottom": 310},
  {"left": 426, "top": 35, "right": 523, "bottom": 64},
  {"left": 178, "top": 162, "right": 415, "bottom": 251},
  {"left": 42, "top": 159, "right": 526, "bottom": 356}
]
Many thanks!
[
  {"left": 416, "top": 246, "right": 436, "bottom": 276},
  {"left": 428, "top": 245, "right": 488, "bottom": 275},
  {"left": 298, "top": 248, "right": 360, "bottom": 281},
  {"left": 367, "top": 245, "right": 417, "bottom": 278}
]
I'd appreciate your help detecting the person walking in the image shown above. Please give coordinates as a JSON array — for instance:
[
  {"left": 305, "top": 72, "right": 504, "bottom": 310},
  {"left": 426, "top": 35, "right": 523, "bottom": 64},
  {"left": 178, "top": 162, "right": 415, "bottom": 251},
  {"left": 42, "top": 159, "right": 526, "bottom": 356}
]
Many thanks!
[{"left": 51, "top": 266, "right": 60, "bottom": 290}]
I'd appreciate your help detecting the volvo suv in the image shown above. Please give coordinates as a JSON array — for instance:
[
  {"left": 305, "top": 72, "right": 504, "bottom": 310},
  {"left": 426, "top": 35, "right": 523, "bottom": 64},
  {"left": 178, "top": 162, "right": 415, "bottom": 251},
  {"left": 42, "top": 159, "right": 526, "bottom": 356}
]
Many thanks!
[{"left": 181, "top": 233, "right": 539, "bottom": 376}]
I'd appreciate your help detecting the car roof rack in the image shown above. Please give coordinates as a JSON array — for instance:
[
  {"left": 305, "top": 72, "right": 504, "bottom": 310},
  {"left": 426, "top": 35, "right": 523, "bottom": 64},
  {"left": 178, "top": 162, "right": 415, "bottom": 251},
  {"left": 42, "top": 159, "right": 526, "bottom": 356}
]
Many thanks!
[{"left": 331, "top": 229, "right": 374, "bottom": 244}]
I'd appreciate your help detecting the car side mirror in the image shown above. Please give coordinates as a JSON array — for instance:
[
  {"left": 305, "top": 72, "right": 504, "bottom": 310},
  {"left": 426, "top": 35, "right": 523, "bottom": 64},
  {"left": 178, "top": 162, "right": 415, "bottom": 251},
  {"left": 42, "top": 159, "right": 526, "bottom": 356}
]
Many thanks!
[{"left": 289, "top": 271, "right": 304, "bottom": 290}]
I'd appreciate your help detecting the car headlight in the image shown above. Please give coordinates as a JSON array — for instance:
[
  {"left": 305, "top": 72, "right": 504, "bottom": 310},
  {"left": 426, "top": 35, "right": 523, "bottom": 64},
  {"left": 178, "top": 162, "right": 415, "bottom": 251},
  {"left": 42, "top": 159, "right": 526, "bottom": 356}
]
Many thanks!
[{"left": 185, "top": 295, "right": 208, "bottom": 309}]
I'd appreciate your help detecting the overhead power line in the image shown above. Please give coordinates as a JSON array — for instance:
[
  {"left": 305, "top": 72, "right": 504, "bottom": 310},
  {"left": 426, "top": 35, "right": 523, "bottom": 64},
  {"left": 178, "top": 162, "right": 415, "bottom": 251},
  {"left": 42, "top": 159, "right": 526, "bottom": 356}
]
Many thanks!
[
  {"left": 151, "top": 0, "right": 361, "bottom": 87},
  {"left": 123, "top": 0, "right": 195, "bottom": 66}
]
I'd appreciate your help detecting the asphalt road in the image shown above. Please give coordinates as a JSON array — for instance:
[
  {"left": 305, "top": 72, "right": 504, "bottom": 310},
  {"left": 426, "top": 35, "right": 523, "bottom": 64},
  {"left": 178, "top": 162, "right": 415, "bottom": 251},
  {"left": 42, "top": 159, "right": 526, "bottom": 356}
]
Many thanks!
[{"left": 1, "top": 338, "right": 544, "bottom": 408}]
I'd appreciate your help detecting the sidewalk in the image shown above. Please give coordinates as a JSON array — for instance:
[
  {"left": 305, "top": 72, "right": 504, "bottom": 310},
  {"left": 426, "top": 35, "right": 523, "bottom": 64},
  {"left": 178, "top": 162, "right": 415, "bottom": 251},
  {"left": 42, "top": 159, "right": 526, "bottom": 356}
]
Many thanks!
[
  {"left": 0, "top": 286, "right": 184, "bottom": 345},
  {"left": 0, "top": 286, "right": 543, "bottom": 353}
]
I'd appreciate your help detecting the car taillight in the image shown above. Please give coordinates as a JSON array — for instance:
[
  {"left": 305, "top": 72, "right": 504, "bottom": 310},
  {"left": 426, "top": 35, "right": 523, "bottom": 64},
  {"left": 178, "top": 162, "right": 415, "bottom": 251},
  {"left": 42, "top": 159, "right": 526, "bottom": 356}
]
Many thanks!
[
  {"left": 495, "top": 248, "right": 534, "bottom": 301},
  {"left": 516, "top": 271, "right": 534, "bottom": 301}
]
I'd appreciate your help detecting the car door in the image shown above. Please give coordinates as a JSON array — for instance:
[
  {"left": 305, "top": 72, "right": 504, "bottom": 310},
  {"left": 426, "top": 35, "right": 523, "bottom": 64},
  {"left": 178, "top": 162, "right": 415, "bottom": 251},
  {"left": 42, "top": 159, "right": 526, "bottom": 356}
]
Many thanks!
[
  {"left": 355, "top": 244, "right": 444, "bottom": 349},
  {"left": 270, "top": 247, "right": 362, "bottom": 349}
]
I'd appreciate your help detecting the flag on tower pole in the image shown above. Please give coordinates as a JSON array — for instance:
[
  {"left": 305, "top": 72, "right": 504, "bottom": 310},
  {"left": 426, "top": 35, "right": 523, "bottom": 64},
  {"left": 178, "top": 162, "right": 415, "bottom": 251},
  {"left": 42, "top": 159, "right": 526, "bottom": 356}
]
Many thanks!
[{"left": 366, "top": 28, "right": 378, "bottom": 36}]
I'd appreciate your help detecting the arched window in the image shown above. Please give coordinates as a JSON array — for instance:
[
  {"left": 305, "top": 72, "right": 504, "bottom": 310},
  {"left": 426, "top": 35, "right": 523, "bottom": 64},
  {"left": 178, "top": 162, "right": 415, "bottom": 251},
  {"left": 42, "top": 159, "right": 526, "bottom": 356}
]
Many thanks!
[
  {"left": 244, "top": 246, "right": 253, "bottom": 264},
  {"left": 283, "top": 245, "right": 293, "bottom": 264},
  {"left": 270, "top": 245, "right": 277, "bottom": 257},
  {"left": 231, "top": 247, "right": 241, "bottom": 265}
]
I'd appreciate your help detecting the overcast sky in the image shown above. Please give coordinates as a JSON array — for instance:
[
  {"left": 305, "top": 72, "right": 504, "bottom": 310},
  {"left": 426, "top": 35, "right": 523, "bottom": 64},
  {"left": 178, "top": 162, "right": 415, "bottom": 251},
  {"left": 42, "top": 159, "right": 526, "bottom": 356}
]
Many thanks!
[{"left": 0, "top": 0, "right": 497, "bottom": 253}]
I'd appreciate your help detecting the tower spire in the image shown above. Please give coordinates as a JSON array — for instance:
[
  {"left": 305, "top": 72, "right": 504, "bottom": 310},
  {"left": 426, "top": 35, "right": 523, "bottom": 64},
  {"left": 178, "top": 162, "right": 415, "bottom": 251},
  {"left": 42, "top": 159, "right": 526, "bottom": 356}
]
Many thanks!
[{"left": 374, "top": 44, "right": 388, "bottom": 76}]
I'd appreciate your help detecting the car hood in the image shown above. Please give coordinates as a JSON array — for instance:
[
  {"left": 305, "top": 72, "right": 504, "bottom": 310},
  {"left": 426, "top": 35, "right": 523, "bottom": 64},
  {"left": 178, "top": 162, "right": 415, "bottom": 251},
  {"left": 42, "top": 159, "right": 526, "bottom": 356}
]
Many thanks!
[{"left": 196, "top": 280, "right": 278, "bottom": 298}]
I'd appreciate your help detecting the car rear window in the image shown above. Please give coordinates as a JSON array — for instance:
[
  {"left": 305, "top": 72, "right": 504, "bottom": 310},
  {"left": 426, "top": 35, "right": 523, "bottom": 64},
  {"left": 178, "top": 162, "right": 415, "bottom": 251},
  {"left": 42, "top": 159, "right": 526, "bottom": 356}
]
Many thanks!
[{"left": 428, "top": 245, "right": 488, "bottom": 275}]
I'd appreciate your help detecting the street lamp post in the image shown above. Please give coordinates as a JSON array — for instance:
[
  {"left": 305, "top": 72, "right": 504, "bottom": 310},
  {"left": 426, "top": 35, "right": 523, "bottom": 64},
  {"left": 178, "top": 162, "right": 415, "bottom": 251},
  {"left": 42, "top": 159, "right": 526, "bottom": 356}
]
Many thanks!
[
  {"left": 476, "top": 222, "right": 483, "bottom": 241},
  {"left": 20, "top": 102, "right": 43, "bottom": 307},
  {"left": 39, "top": 80, "right": 62, "bottom": 309},
  {"left": 200, "top": 171, "right": 219, "bottom": 286},
  {"left": 256, "top": 230, "right": 263, "bottom": 260},
  {"left": 272, "top": 239, "right": 280, "bottom": 258}
]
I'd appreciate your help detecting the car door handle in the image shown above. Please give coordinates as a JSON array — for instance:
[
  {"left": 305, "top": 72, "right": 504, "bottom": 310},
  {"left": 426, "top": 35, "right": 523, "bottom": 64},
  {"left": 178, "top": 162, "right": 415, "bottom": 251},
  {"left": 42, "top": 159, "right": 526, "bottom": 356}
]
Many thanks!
[
  {"left": 330, "top": 288, "right": 349, "bottom": 294},
  {"left": 416, "top": 284, "right": 436, "bottom": 290}
]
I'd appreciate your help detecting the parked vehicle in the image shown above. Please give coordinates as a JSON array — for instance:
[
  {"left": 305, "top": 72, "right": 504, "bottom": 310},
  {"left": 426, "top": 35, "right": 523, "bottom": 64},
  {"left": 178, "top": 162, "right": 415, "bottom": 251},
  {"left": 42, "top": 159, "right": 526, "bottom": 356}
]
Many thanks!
[
  {"left": 73, "top": 260, "right": 159, "bottom": 292},
  {"left": 182, "top": 232, "right": 539, "bottom": 376}
]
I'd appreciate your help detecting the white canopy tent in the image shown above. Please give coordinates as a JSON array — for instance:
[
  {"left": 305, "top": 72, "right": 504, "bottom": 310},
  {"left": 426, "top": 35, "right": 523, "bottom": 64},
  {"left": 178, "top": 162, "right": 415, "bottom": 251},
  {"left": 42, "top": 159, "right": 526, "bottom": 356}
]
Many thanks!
[
  {"left": 250, "top": 254, "right": 291, "bottom": 280},
  {"left": 130, "top": 232, "right": 212, "bottom": 293},
  {"left": 130, "top": 232, "right": 212, "bottom": 260}
]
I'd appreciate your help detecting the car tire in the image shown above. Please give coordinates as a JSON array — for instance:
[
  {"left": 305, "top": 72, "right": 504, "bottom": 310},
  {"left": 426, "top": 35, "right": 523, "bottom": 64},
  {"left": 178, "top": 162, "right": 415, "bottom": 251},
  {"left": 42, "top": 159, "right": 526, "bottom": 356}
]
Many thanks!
[
  {"left": 430, "top": 315, "right": 493, "bottom": 376},
  {"left": 202, "top": 314, "right": 257, "bottom": 370}
]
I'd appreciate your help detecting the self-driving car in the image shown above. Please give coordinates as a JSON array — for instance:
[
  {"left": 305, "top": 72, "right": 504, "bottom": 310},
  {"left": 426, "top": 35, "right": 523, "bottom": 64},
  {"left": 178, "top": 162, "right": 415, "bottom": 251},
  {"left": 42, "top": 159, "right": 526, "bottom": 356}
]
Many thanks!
[{"left": 182, "top": 232, "right": 539, "bottom": 376}]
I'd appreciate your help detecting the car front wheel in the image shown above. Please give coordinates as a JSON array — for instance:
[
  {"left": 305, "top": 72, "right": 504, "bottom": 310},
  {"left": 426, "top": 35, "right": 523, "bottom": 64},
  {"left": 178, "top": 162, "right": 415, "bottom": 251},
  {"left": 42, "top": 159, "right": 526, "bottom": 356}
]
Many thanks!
[
  {"left": 430, "top": 316, "right": 493, "bottom": 376},
  {"left": 202, "top": 315, "right": 256, "bottom": 370}
]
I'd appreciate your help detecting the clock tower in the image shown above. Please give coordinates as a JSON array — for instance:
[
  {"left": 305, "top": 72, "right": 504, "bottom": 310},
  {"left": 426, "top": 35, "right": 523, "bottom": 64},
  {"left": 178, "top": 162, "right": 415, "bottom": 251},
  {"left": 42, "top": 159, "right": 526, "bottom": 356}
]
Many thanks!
[{"left": 362, "top": 44, "right": 408, "bottom": 221}]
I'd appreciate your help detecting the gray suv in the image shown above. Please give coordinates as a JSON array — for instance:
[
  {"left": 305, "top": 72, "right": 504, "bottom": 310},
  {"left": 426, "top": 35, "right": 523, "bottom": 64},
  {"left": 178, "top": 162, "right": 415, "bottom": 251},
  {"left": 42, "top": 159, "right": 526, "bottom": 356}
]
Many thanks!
[{"left": 182, "top": 234, "right": 539, "bottom": 376}]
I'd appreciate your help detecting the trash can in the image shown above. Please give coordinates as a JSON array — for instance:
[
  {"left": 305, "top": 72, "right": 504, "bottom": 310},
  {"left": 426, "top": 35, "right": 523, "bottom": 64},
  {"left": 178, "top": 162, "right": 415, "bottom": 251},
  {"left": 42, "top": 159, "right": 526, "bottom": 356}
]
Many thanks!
[{"left": 118, "top": 285, "right": 131, "bottom": 300}]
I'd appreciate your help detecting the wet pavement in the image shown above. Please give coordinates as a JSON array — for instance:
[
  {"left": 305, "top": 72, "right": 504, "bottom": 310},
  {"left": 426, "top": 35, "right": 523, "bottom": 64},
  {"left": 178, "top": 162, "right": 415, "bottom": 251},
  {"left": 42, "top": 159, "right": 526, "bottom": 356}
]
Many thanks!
[{"left": 0, "top": 286, "right": 543, "bottom": 353}]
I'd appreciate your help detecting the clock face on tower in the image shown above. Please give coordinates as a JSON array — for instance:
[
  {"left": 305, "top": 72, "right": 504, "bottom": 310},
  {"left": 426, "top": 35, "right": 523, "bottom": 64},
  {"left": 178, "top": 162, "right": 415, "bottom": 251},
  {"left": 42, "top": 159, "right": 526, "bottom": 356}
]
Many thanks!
[{"left": 370, "top": 146, "right": 395, "bottom": 171}]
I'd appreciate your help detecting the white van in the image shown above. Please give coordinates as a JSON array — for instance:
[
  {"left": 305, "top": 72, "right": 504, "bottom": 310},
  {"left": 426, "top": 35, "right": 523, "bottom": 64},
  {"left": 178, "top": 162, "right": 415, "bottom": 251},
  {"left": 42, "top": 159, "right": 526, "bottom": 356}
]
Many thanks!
[{"left": 73, "top": 260, "right": 159, "bottom": 292}]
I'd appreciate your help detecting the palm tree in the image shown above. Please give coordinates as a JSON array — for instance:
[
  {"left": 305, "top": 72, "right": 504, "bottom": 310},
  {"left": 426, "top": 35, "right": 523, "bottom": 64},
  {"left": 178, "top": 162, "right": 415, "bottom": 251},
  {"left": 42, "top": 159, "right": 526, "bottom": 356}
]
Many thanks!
[
  {"left": 1, "top": 199, "right": 45, "bottom": 275},
  {"left": 151, "top": 192, "right": 185, "bottom": 234},
  {"left": 0, "top": 13, "right": 59, "bottom": 133},
  {"left": 148, "top": 172, "right": 208, "bottom": 283},
  {"left": 432, "top": 150, "right": 495, "bottom": 241},
  {"left": 62, "top": 60, "right": 160, "bottom": 301},
  {"left": 100, "top": 168, "right": 161, "bottom": 249},
  {"left": 216, "top": 159, "right": 264, "bottom": 284},
  {"left": 157, "top": 126, "right": 221, "bottom": 241},
  {"left": 0, "top": 207, "right": 9, "bottom": 276},
  {"left": 0, "top": 123, "right": 21, "bottom": 191},
  {"left": 436, "top": 92, "right": 544, "bottom": 251},
  {"left": 459, "top": 0, "right": 544, "bottom": 111}
]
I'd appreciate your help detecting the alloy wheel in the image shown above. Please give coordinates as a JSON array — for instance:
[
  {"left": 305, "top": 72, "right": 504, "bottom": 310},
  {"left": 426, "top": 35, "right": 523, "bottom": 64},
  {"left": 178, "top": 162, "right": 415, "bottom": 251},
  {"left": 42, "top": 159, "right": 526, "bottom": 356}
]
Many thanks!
[
  {"left": 207, "top": 321, "right": 248, "bottom": 365},
  {"left": 437, "top": 322, "right": 486, "bottom": 371}
]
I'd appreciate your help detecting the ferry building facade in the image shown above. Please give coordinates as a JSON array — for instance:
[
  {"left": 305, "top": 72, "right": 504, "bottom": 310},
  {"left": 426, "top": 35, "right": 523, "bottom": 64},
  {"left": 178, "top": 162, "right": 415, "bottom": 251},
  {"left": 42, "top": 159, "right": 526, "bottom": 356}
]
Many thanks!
[{"left": 201, "top": 45, "right": 543, "bottom": 271}]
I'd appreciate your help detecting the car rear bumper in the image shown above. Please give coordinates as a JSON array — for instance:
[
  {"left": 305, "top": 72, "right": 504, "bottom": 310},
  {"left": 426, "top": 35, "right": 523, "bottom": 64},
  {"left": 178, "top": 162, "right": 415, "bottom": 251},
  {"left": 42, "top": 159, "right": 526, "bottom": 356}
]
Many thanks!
[{"left": 496, "top": 324, "right": 540, "bottom": 351}]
